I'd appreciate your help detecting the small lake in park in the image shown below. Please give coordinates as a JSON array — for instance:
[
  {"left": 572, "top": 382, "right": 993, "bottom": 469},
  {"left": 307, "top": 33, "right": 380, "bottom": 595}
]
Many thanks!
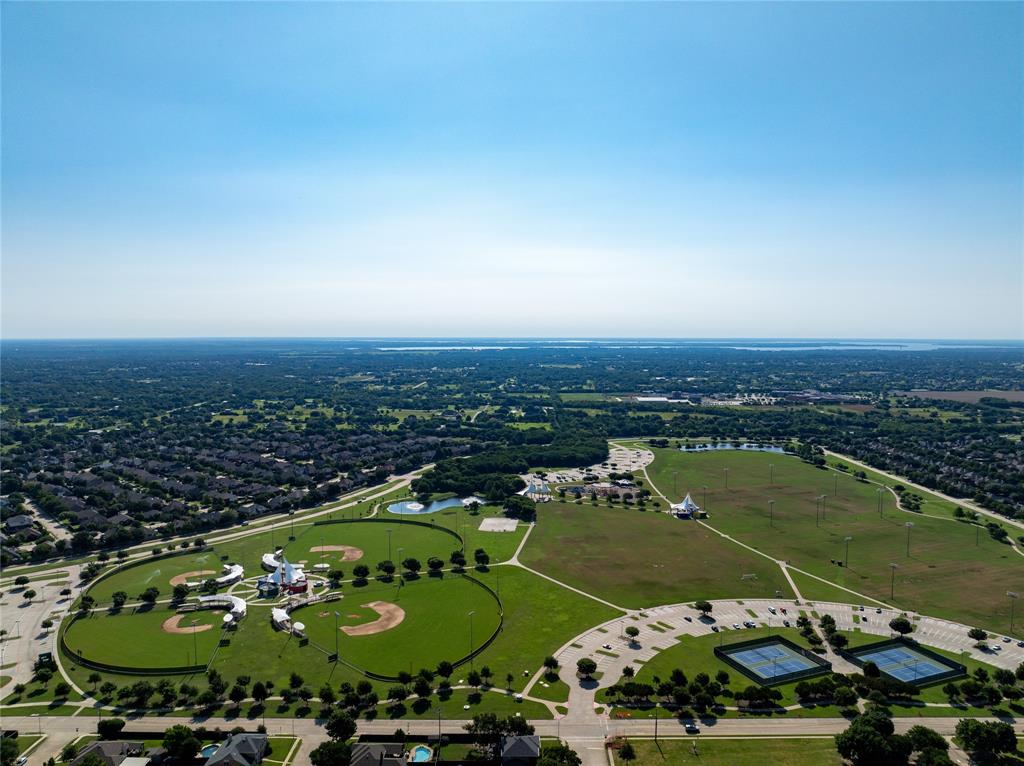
[
  {"left": 387, "top": 496, "right": 484, "bottom": 515},
  {"left": 680, "top": 442, "right": 788, "bottom": 454}
]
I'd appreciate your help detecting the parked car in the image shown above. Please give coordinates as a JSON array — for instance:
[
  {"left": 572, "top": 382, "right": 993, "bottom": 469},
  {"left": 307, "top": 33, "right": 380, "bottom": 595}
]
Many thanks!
[
  {"left": 732, "top": 623, "right": 741, "bottom": 630},
  {"left": 783, "top": 620, "right": 791, "bottom": 627},
  {"left": 1002, "top": 636, "right": 1011, "bottom": 643},
  {"left": 602, "top": 643, "right": 613, "bottom": 650},
  {"left": 767, "top": 606, "right": 777, "bottom": 614},
  {"left": 684, "top": 616, "right": 692, "bottom": 622},
  {"left": 711, "top": 625, "right": 720, "bottom": 632},
  {"left": 685, "top": 724, "right": 701, "bottom": 734}
]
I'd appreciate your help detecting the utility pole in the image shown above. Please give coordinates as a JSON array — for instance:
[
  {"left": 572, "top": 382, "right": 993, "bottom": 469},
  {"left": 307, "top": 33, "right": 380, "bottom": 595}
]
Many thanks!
[
  {"left": 905, "top": 522, "right": 914, "bottom": 557},
  {"left": 889, "top": 563, "right": 898, "bottom": 600},
  {"left": 844, "top": 536, "right": 852, "bottom": 568},
  {"left": 833, "top": 473, "right": 838, "bottom": 496},
  {"left": 1009, "top": 592, "right": 1019, "bottom": 633},
  {"left": 702, "top": 485, "right": 708, "bottom": 513},
  {"left": 814, "top": 495, "right": 820, "bottom": 527},
  {"left": 877, "top": 488, "right": 883, "bottom": 518}
]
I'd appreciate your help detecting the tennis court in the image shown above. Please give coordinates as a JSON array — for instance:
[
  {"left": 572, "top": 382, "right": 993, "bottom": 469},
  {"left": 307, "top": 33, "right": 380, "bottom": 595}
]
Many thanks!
[
  {"left": 723, "top": 640, "right": 819, "bottom": 681},
  {"left": 855, "top": 645, "right": 951, "bottom": 683}
]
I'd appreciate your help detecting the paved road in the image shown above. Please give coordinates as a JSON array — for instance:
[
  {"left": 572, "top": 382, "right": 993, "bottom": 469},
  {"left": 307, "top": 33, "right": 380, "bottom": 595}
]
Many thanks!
[{"left": 7, "top": 712, "right": 1024, "bottom": 766}]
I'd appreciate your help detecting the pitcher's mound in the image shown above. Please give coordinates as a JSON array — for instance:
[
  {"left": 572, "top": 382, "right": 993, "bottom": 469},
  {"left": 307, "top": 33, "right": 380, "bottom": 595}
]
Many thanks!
[
  {"left": 169, "top": 570, "right": 215, "bottom": 586},
  {"left": 162, "top": 614, "right": 213, "bottom": 634},
  {"left": 341, "top": 601, "right": 405, "bottom": 636},
  {"left": 310, "top": 545, "right": 364, "bottom": 561}
]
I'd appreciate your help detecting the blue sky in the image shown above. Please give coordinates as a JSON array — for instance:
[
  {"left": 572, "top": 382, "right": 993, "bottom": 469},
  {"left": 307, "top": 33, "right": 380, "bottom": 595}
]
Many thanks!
[{"left": 2, "top": 2, "right": 1021, "bottom": 339}]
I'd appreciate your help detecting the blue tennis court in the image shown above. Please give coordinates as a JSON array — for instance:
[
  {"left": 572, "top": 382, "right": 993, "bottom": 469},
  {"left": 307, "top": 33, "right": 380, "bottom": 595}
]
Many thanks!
[
  {"left": 856, "top": 646, "right": 949, "bottom": 683},
  {"left": 724, "top": 641, "right": 818, "bottom": 680}
]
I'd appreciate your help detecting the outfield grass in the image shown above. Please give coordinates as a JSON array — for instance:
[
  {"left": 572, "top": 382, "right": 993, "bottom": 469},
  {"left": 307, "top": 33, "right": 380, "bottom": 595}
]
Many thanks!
[
  {"left": 86, "top": 519, "right": 462, "bottom": 605},
  {"left": 643, "top": 448, "right": 1024, "bottom": 634},
  {"left": 64, "top": 604, "right": 225, "bottom": 668},
  {"left": 520, "top": 502, "right": 792, "bottom": 609},
  {"left": 294, "top": 574, "right": 501, "bottom": 676},
  {"left": 616, "top": 737, "right": 841, "bottom": 766}
]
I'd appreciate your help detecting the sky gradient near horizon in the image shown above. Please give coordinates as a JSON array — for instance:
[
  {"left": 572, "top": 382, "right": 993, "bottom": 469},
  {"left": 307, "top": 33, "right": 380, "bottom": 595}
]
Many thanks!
[{"left": 2, "top": 2, "right": 1022, "bottom": 339}]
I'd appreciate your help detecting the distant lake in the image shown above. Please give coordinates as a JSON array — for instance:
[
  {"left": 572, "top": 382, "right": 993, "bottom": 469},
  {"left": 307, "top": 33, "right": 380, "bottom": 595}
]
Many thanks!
[
  {"left": 681, "top": 443, "right": 788, "bottom": 454},
  {"left": 387, "top": 497, "right": 482, "bottom": 515}
]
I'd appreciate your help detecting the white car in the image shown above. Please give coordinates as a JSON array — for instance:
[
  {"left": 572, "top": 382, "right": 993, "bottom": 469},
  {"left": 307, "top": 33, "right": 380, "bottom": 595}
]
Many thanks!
[
  {"left": 602, "top": 643, "right": 613, "bottom": 650},
  {"left": 767, "top": 606, "right": 777, "bottom": 614},
  {"left": 732, "top": 623, "right": 741, "bottom": 630},
  {"left": 1002, "top": 636, "right": 1012, "bottom": 643}
]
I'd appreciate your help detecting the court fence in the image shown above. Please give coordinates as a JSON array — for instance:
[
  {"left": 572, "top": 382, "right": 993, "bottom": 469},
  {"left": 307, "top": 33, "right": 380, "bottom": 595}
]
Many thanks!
[
  {"left": 839, "top": 637, "right": 966, "bottom": 687},
  {"left": 713, "top": 635, "right": 832, "bottom": 687}
]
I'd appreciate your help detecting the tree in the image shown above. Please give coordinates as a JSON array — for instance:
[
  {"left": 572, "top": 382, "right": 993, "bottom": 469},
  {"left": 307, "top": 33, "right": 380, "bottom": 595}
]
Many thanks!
[
  {"left": 172, "top": 584, "right": 190, "bottom": 601},
  {"left": 111, "top": 591, "right": 128, "bottom": 608},
  {"left": 138, "top": 587, "right": 159, "bottom": 604},
  {"left": 54, "top": 681, "right": 72, "bottom": 698},
  {"left": 968, "top": 627, "right": 988, "bottom": 643},
  {"left": 319, "top": 684, "right": 336, "bottom": 706},
  {"left": 618, "top": 742, "right": 636, "bottom": 761},
  {"left": 436, "top": 660, "right": 454, "bottom": 679},
  {"left": 162, "top": 724, "right": 200, "bottom": 760},
  {"left": 693, "top": 600, "right": 713, "bottom": 616},
  {"left": 834, "top": 687, "right": 858, "bottom": 708},
  {"left": 401, "top": 557, "right": 421, "bottom": 575},
  {"left": 906, "top": 725, "right": 948, "bottom": 754},
  {"left": 427, "top": 557, "right": 444, "bottom": 573},
  {"left": 251, "top": 681, "right": 268, "bottom": 705},
  {"left": 229, "top": 684, "right": 247, "bottom": 707},
  {"left": 325, "top": 709, "right": 357, "bottom": 741},
  {"left": 1, "top": 737, "right": 18, "bottom": 766},
  {"left": 538, "top": 743, "right": 582, "bottom": 766},
  {"left": 353, "top": 564, "right": 370, "bottom": 580},
  {"left": 97, "top": 718, "right": 126, "bottom": 740},
  {"left": 22, "top": 589, "right": 36, "bottom": 603},
  {"left": 309, "top": 740, "right": 351, "bottom": 766},
  {"left": 474, "top": 548, "right": 490, "bottom": 567},
  {"left": 834, "top": 710, "right": 911, "bottom": 766},
  {"left": 889, "top": 616, "right": 914, "bottom": 636},
  {"left": 955, "top": 719, "right": 1017, "bottom": 759},
  {"left": 576, "top": 658, "right": 597, "bottom": 678},
  {"left": 543, "top": 656, "right": 560, "bottom": 672},
  {"left": 14, "top": 575, "right": 29, "bottom": 587},
  {"left": 376, "top": 560, "right": 395, "bottom": 577}
]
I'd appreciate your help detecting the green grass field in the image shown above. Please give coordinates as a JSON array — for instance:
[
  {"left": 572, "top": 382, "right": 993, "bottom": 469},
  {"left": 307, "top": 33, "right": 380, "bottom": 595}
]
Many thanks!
[
  {"left": 520, "top": 502, "right": 792, "bottom": 609},
  {"left": 643, "top": 447, "right": 1024, "bottom": 633},
  {"left": 63, "top": 604, "right": 225, "bottom": 668},
  {"left": 294, "top": 574, "right": 501, "bottom": 676},
  {"left": 616, "top": 737, "right": 841, "bottom": 766}
]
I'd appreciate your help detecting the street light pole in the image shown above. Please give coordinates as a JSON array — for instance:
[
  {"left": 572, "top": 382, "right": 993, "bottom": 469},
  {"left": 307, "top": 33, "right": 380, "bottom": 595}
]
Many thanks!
[
  {"left": 815, "top": 496, "right": 820, "bottom": 527},
  {"left": 334, "top": 611, "right": 340, "bottom": 659},
  {"left": 834, "top": 473, "right": 838, "bottom": 496},
  {"left": 702, "top": 485, "right": 707, "bottom": 513},
  {"left": 769, "top": 464, "right": 774, "bottom": 485},
  {"left": 1009, "top": 592, "right": 1019, "bottom": 633},
  {"left": 769, "top": 500, "right": 775, "bottom": 528},
  {"left": 821, "top": 495, "right": 827, "bottom": 521},
  {"left": 877, "top": 488, "right": 883, "bottom": 518},
  {"left": 468, "top": 611, "right": 476, "bottom": 669},
  {"left": 905, "top": 522, "right": 914, "bottom": 557},
  {"left": 844, "top": 536, "right": 852, "bottom": 568},
  {"left": 387, "top": 529, "right": 392, "bottom": 561},
  {"left": 889, "top": 563, "right": 898, "bottom": 600},
  {"left": 724, "top": 468, "right": 729, "bottom": 489},
  {"left": 191, "top": 619, "right": 199, "bottom": 665}
]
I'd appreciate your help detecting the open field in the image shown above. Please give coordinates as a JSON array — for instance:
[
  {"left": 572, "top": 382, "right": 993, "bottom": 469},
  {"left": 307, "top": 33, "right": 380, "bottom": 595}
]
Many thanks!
[
  {"left": 520, "top": 502, "right": 792, "bottom": 609},
  {"left": 643, "top": 448, "right": 1024, "bottom": 633},
  {"left": 63, "top": 604, "right": 225, "bottom": 668},
  {"left": 295, "top": 574, "right": 501, "bottom": 676},
  {"left": 894, "top": 390, "right": 1024, "bottom": 403},
  {"left": 615, "top": 737, "right": 842, "bottom": 766}
]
